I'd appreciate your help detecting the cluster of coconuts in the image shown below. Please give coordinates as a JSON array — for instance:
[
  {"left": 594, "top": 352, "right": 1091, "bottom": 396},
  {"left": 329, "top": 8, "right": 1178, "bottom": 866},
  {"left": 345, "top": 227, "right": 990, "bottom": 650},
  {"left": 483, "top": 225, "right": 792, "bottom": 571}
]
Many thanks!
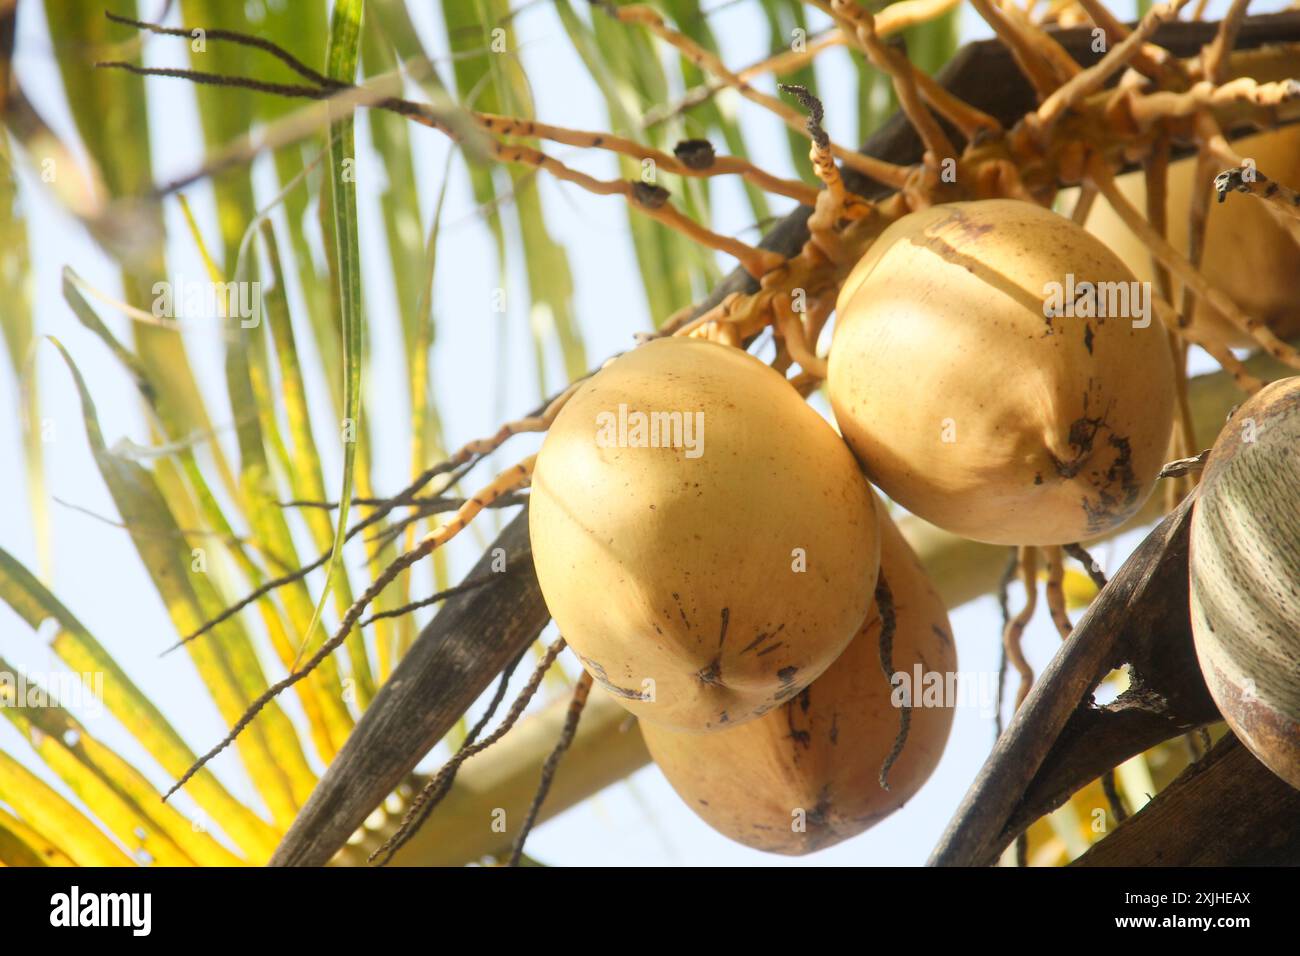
[
  {"left": 528, "top": 191, "right": 1295, "bottom": 855},
  {"left": 530, "top": 331, "right": 956, "bottom": 853}
]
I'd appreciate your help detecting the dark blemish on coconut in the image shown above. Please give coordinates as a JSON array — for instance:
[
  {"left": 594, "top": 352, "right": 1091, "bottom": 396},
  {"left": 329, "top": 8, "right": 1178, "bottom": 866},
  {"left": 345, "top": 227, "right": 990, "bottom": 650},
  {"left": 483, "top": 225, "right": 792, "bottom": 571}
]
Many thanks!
[
  {"left": 774, "top": 680, "right": 802, "bottom": 703},
  {"left": 808, "top": 789, "right": 833, "bottom": 828},
  {"left": 1080, "top": 432, "right": 1141, "bottom": 534},
  {"left": 741, "top": 623, "right": 785, "bottom": 655},
  {"left": 1048, "top": 395, "right": 1111, "bottom": 480},
  {"left": 697, "top": 658, "right": 723, "bottom": 686},
  {"left": 576, "top": 653, "right": 649, "bottom": 700},
  {"left": 695, "top": 609, "right": 732, "bottom": 686},
  {"left": 786, "top": 700, "right": 812, "bottom": 749},
  {"left": 673, "top": 592, "right": 691, "bottom": 630},
  {"left": 932, "top": 207, "right": 995, "bottom": 244}
]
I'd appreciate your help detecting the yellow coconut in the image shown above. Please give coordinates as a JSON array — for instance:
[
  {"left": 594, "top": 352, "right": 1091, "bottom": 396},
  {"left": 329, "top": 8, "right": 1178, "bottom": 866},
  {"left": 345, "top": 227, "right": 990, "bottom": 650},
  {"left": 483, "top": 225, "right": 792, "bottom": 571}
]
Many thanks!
[
  {"left": 1082, "top": 119, "right": 1300, "bottom": 351},
  {"left": 1190, "top": 375, "right": 1300, "bottom": 789},
  {"left": 640, "top": 505, "right": 956, "bottom": 853},
  {"left": 530, "top": 337, "right": 880, "bottom": 732},
  {"left": 828, "top": 199, "right": 1175, "bottom": 546}
]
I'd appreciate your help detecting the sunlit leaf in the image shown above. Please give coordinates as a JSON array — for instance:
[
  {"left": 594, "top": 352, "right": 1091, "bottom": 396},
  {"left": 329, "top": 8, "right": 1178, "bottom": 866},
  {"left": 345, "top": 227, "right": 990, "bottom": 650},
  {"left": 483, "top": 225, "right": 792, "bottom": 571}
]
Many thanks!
[
  {"left": 0, "top": 135, "right": 48, "bottom": 579},
  {"left": 0, "top": 544, "right": 280, "bottom": 860},
  {"left": 0, "top": 807, "right": 75, "bottom": 866},
  {"left": 47, "top": 337, "right": 315, "bottom": 832},
  {"left": 0, "top": 750, "right": 134, "bottom": 866},
  {"left": 0, "top": 657, "right": 210, "bottom": 866},
  {"left": 63, "top": 266, "right": 352, "bottom": 768},
  {"left": 43, "top": 0, "right": 235, "bottom": 499}
]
